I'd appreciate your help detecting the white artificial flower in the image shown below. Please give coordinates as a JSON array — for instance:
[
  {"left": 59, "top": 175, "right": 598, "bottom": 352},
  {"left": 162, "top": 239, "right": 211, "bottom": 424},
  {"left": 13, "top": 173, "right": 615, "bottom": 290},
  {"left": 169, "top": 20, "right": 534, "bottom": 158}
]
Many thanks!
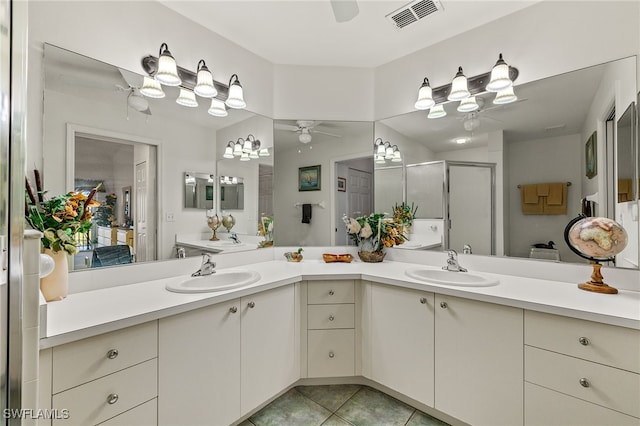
[
  {"left": 347, "top": 218, "right": 361, "bottom": 234},
  {"left": 360, "top": 222, "right": 373, "bottom": 239}
]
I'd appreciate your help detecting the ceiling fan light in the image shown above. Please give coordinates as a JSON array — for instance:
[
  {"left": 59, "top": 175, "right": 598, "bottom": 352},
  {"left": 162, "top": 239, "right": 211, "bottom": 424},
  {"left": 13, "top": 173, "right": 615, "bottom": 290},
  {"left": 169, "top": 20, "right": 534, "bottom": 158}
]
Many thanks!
[
  {"left": 448, "top": 67, "right": 470, "bottom": 101},
  {"left": 127, "top": 89, "right": 150, "bottom": 112},
  {"left": 140, "top": 76, "right": 165, "bottom": 98},
  {"left": 454, "top": 137, "right": 469, "bottom": 144},
  {"left": 493, "top": 86, "right": 518, "bottom": 104},
  {"left": 415, "top": 78, "right": 435, "bottom": 110},
  {"left": 194, "top": 60, "right": 218, "bottom": 98},
  {"left": 223, "top": 143, "right": 234, "bottom": 159},
  {"left": 208, "top": 98, "right": 228, "bottom": 117},
  {"left": 299, "top": 132, "right": 312, "bottom": 144},
  {"left": 233, "top": 142, "right": 243, "bottom": 156},
  {"left": 239, "top": 152, "right": 250, "bottom": 162},
  {"left": 156, "top": 43, "right": 181, "bottom": 86},
  {"left": 225, "top": 74, "right": 246, "bottom": 109},
  {"left": 427, "top": 104, "right": 447, "bottom": 119},
  {"left": 463, "top": 117, "right": 481, "bottom": 132},
  {"left": 176, "top": 88, "right": 198, "bottom": 107},
  {"left": 486, "top": 54, "right": 512, "bottom": 92},
  {"left": 457, "top": 96, "right": 479, "bottom": 113},
  {"left": 259, "top": 148, "right": 270, "bottom": 157}
]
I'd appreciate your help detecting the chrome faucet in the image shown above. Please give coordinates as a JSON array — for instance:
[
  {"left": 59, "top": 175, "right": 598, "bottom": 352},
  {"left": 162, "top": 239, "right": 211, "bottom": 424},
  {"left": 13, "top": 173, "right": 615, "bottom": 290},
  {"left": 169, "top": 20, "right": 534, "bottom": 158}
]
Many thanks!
[
  {"left": 176, "top": 247, "right": 186, "bottom": 259},
  {"left": 229, "top": 232, "right": 241, "bottom": 244},
  {"left": 442, "top": 249, "right": 467, "bottom": 272},
  {"left": 191, "top": 254, "right": 216, "bottom": 277},
  {"left": 463, "top": 244, "right": 472, "bottom": 255}
]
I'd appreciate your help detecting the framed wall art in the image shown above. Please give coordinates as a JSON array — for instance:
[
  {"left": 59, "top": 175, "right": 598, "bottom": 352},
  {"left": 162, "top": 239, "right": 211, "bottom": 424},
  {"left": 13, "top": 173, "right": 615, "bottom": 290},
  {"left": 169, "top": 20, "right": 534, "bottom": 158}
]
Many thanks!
[{"left": 299, "top": 165, "right": 321, "bottom": 191}]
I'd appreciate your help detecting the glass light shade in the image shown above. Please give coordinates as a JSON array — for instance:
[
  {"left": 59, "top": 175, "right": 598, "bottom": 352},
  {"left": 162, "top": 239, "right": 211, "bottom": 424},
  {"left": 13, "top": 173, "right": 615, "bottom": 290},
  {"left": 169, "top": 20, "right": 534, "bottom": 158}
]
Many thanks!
[
  {"left": 225, "top": 80, "right": 246, "bottom": 109},
  {"left": 242, "top": 139, "right": 252, "bottom": 153},
  {"left": 299, "top": 132, "right": 312, "bottom": 144},
  {"left": 392, "top": 148, "right": 402, "bottom": 162},
  {"left": 493, "top": 86, "right": 518, "bottom": 104},
  {"left": 156, "top": 48, "right": 181, "bottom": 86},
  {"left": 223, "top": 145, "right": 234, "bottom": 159},
  {"left": 376, "top": 142, "right": 386, "bottom": 155},
  {"left": 457, "top": 96, "right": 479, "bottom": 113},
  {"left": 385, "top": 145, "right": 394, "bottom": 159},
  {"left": 176, "top": 89, "right": 198, "bottom": 107},
  {"left": 486, "top": 54, "right": 512, "bottom": 92},
  {"left": 240, "top": 152, "right": 250, "bottom": 161},
  {"left": 249, "top": 150, "right": 260, "bottom": 159},
  {"left": 208, "top": 98, "right": 228, "bottom": 117},
  {"left": 375, "top": 155, "right": 386, "bottom": 164},
  {"left": 233, "top": 142, "right": 243, "bottom": 156},
  {"left": 414, "top": 79, "right": 435, "bottom": 110},
  {"left": 259, "top": 148, "right": 270, "bottom": 157},
  {"left": 140, "top": 76, "right": 165, "bottom": 98},
  {"left": 194, "top": 63, "right": 218, "bottom": 98},
  {"left": 428, "top": 104, "right": 447, "bottom": 119},
  {"left": 448, "top": 67, "right": 470, "bottom": 101},
  {"left": 232, "top": 177, "right": 238, "bottom": 184}
]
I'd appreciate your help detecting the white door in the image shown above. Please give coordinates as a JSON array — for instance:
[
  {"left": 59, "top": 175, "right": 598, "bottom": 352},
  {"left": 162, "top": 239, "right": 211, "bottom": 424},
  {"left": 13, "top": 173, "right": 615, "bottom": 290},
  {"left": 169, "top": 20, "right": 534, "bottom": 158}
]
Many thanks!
[
  {"left": 342, "top": 168, "right": 373, "bottom": 246},
  {"left": 135, "top": 161, "right": 147, "bottom": 262},
  {"left": 448, "top": 165, "right": 493, "bottom": 255}
]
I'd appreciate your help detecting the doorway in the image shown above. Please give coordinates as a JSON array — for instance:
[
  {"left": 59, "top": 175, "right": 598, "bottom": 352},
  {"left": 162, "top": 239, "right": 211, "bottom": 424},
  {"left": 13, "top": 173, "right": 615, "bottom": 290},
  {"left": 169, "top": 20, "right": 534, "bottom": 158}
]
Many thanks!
[{"left": 335, "top": 157, "right": 374, "bottom": 246}]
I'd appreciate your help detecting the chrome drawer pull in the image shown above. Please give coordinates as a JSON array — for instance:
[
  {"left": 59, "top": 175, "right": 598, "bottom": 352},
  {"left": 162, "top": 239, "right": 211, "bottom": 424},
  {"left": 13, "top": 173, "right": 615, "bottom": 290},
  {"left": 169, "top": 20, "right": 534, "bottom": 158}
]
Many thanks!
[
  {"left": 420, "top": 297, "right": 427, "bottom": 304},
  {"left": 106, "top": 349, "right": 119, "bottom": 360},
  {"left": 107, "top": 393, "right": 119, "bottom": 404},
  {"left": 578, "top": 337, "right": 590, "bottom": 346},
  {"left": 329, "top": 290, "right": 335, "bottom": 296},
  {"left": 329, "top": 351, "right": 335, "bottom": 358},
  {"left": 329, "top": 315, "right": 335, "bottom": 321},
  {"left": 440, "top": 302, "right": 448, "bottom": 309},
  {"left": 247, "top": 301, "right": 255, "bottom": 308},
  {"left": 579, "top": 378, "right": 590, "bottom": 388},
  {"left": 229, "top": 306, "right": 238, "bottom": 314}
]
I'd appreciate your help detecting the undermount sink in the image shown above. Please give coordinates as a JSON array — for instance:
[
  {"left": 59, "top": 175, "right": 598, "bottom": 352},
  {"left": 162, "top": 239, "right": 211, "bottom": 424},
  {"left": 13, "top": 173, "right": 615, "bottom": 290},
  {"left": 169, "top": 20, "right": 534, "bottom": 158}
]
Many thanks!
[
  {"left": 405, "top": 268, "right": 499, "bottom": 287},
  {"left": 166, "top": 269, "right": 260, "bottom": 293}
]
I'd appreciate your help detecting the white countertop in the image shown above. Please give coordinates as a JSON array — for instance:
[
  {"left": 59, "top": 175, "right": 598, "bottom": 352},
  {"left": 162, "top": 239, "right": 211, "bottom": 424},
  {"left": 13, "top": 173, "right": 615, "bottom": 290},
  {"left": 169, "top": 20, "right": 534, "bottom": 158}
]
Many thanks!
[{"left": 40, "top": 257, "right": 640, "bottom": 349}]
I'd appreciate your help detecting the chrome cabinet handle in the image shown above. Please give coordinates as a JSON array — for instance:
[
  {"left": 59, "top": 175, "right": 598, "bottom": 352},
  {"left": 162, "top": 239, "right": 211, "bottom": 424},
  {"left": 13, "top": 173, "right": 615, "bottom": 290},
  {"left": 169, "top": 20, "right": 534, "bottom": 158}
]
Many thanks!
[
  {"left": 329, "top": 352, "right": 335, "bottom": 358},
  {"left": 229, "top": 306, "right": 238, "bottom": 314},
  {"left": 247, "top": 302, "right": 255, "bottom": 308},
  {"left": 107, "top": 393, "right": 119, "bottom": 404},
  {"left": 440, "top": 301, "right": 448, "bottom": 309},
  {"left": 579, "top": 378, "right": 590, "bottom": 388},
  {"left": 106, "top": 349, "right": 119, "bottom": 360},
  {"left": 578, "top": 337, "right": 590, "bottom": 346},
  {"left": 420, "top": 297, "right": 427, "bottom": 304},
  {"left": 329, "top": 290, "right": 335, "bottom": 296},
  {"left": 329, "top": 315, "right": 335, "bottom": 321}
]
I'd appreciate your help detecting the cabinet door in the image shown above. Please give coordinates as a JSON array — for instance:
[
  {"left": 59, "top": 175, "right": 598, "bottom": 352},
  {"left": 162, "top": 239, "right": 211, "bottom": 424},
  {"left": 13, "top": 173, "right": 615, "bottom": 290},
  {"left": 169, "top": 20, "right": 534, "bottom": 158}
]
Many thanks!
[
  {"left": 241, "top": 285, "right": 297, "bottom": 415},
  {"left": 435, "top": 295, "right": 523, "bottom": 426},
  {"left": 158, "top": 299, "right": 241, "bottom": 426},
  {"left": 370, "top": 284, "right": 434, "bottom": 407}
]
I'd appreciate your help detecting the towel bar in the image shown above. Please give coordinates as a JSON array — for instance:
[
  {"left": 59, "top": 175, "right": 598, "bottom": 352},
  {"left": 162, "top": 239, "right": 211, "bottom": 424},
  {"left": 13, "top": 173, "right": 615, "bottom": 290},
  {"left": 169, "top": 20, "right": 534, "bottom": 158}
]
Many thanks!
[
  {"left": 517, "top": 181, "right": 571, "bottom": 188},
  {"left": 294, "top": 201, "right": 326, "bottom": 209}
]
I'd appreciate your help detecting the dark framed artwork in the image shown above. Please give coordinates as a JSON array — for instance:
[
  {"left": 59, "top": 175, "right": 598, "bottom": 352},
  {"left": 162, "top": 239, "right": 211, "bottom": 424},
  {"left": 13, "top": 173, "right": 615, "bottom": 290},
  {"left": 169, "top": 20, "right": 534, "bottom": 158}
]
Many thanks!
[
  {"left": 585, "top": 131, "right": 597, "bottom": 179},
  {"left": 337, "top": 177, "right": 346, "bottom": 192},
  {"left": 206, "top": 185, "right": 214, "bottom": 201},
  {"left": 299, "top": 165, "right": 321, "bottom": 191}
]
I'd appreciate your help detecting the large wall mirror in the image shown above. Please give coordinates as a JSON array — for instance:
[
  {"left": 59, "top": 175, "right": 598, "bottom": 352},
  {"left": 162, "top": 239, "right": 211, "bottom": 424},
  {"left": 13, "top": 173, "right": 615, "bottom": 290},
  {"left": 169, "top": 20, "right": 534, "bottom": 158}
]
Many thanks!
[
  {"left": 376, "top": 56, "right": 639, "bottom": 269},
  {"left": 42, "top": 44, "right": 272, "bottom": 270}
]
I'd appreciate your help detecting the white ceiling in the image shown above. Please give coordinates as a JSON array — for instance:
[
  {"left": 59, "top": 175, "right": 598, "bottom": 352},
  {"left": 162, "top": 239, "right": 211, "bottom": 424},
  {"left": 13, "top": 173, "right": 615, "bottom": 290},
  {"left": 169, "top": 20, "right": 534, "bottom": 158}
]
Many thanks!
[{"left": 160, "top": 0, "right": 539, "bottom": 68}]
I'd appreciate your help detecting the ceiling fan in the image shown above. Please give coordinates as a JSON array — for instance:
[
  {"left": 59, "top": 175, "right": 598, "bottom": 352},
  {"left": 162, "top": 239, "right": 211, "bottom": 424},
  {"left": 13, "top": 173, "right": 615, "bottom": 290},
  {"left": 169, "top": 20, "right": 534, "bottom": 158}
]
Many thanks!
[
  {"left": 117, "top": 85, "right": 152, "bottom": 116},
  {"left": 275, "top": 120, "right": 341, "bottom": 144},
  {"left": 330, "top": 0, "right": 359, "bottom": 23}
]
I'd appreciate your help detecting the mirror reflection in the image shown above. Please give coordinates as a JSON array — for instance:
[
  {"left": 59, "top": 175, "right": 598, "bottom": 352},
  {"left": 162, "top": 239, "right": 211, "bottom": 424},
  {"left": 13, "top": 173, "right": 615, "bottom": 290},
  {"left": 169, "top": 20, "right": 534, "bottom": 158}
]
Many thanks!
[
  {"left": 184, "top": 173, "right": 215, "bottom": 210},
  {"left": 219, "top": 176, "right": 245, "bottom": 210},
  {"left": 616, "top": 103, "right": 636, "bottom": 203},
  {"left": 376, "top": 56, "right": 639, "bottom": 269}
]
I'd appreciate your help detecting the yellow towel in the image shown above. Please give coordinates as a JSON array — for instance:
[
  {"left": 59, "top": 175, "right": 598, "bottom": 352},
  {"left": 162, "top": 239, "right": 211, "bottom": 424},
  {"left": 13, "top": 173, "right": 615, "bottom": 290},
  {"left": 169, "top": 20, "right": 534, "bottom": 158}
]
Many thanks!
[
  {"left": 537, "top": 183, "right": 549, "bottom": 197},
  {"left": 618, "top": 179, "right": 632, "bottom": 202},
  {"left": 521, "top": 186, "right": 543, "bottom": 214},
  {"left": 543, "top": 183, "right": 567, "bottom": 214},
  {"left": 522, "top": 184, "right": 538, "bottom": 204}
]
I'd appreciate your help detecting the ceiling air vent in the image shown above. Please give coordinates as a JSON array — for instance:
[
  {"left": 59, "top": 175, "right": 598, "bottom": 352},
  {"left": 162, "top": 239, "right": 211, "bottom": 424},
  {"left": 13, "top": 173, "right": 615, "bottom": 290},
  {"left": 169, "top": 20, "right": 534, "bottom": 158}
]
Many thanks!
[{"left": 386, "top": 0, "right": 443, "bottom": 30}]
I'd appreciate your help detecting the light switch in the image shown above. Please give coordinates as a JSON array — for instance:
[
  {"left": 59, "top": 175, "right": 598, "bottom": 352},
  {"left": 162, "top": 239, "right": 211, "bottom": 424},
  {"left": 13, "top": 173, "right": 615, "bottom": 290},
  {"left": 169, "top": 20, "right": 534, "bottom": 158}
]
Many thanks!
[{"left": 166, "top": 212, "right": 175, "bottom": 222}]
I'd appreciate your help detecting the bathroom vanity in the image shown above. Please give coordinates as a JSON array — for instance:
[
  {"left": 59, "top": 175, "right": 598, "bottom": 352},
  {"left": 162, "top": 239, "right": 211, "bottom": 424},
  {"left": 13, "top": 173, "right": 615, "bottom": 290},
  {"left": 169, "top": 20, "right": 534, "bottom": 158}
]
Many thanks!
[{"left": 37, "top": 253, "right": 640, "bottom": 426}]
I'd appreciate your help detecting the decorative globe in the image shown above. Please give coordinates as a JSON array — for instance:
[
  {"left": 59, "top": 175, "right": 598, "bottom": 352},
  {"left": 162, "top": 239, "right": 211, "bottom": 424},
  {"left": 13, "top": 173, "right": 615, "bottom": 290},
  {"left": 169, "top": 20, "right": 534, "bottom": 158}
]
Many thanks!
[
  {"left": 222, "top": 214, "right": 235, "bottom": 232},
  {"left": 565, "top": 216, "right": 628, "bottom": 261}
]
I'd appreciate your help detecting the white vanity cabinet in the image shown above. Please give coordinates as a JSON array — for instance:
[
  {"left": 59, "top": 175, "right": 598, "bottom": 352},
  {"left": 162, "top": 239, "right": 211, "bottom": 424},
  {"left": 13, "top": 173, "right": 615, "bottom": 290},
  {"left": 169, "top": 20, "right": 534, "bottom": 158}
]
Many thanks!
[
  {"left": 434, "top": 295, "right": 524, "bottom": 426},
  {"left": 369, "top": 283, "right": 434, "bottom": 407},
  {"left": 524, "top": 311, "right": 640, "bottom": 425},
  {"left": 41, "top": 321, "right": 158, "bottom": 426},
  {"left": 158, "top": 299, "right": 241, "bottom": 426}
]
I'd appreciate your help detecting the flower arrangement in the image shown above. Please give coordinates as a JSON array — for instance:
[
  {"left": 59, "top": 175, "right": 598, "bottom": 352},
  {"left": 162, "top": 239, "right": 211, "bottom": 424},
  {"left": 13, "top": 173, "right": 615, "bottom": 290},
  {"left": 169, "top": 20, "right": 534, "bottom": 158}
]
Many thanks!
[
  {"left": 343, "top": 212, "right": 407, "bottom": 254},
  {"left": 392, "top": 202, "right": 418, "bottom": 227},
  {"left": 25, "top": 171, "right": 100, "bottom": 255},
  {"left": 258, "top": 216, "right": 274, "bottom": 248},
  {"left": 94, "top": 193, "right": 117, "bottom": 227}
]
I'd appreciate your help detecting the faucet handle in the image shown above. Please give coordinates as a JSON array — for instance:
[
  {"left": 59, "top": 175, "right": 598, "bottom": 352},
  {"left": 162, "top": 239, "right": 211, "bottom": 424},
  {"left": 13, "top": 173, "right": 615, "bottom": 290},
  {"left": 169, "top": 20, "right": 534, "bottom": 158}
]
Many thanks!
[
  {"left": 447, "top": 249, "right": 457, "bottom": 258},
  {"left": 201, "top": 253, "right": 212, "bottom": 263}
]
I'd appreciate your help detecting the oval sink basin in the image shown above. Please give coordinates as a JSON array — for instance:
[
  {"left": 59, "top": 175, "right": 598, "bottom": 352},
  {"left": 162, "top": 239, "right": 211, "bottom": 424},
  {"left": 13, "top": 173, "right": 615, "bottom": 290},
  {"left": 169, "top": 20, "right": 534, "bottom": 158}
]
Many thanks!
[
  {"left": 166, "top": 269, "right": 260, "bottom": 293},
  {"left": 405, "top": 268, "right": 499, "bottom": 287}
]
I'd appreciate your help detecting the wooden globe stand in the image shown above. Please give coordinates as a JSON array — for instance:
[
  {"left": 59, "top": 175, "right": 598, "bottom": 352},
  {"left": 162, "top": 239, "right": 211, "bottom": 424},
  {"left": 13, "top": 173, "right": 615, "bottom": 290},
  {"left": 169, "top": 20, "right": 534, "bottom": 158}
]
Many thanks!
[{"left": 578, "top": 262, "right": 618, "bottom": 294}]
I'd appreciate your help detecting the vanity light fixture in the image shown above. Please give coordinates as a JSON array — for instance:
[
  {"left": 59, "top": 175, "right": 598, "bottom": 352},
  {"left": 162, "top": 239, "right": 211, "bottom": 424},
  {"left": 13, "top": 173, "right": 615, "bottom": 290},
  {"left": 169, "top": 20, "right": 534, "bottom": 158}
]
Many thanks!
[
  {"left": 493, "top": 86, "right": 518, "bottom": 104},
  {"left": 194, "top": 60, "right": 218, "bottom": 98},
  {"left": 233, "top": 140, "right": 243, "bottom": 156},
  {"left": 240, "top": 152, "right": 250, "bottom": 162},
  {"left": 486, "top": 54, "right": 512, "bottom": 92},
  {"left": 385, "top": 143, "right": 395, "bottom": 160},
  {"left": 249, "top": 150, "right": 260, "bottom": 159},
  {"left": 428, "top": 104, "right": 447, "bottom": 119},
  {"left": 259, "top": 148, "right": 270, "bottom": 157},
  {"left": 448, "top": 67, "right": 470, "bottom": 101},
  {"left": 207, "top": 98, "right": 228, "bottom": 117},
  {"left": 155, "top": 43, "right": 181, "bottom": 86},
  {"left": 374, "top": 138, "right": 402, "bottom": 164},
  {"left": 225, "top": 136, "right": 266, "bottom": 160},
  {"left": 391, "top": 146, "right": 402, "bottom": 162},
  {"left": 375, "top": 155, "right": 386, "bottom": 165},
  {"left": 140, "top": 76, "right": 165, "bottom": 98},
  {"left": 225, "top": 74, "right": 246, "bottom": 109},
  {"left": 414, "top": 78, "right": 435, "bottom": 110},
  {"left": 223, "top": 142, "right": 235, "bottom": 159},
  {"left": 242, "top": 138, "right": 253, "bottom": 154},
  {"left": 374, "top": 138, "right": 386, "bottom": 156},
  {"left": 176, "top": 88, "right": 198, "bottom": 107},
  {"left": 457, "top": 96, "right": 479, "bottom": 113}
]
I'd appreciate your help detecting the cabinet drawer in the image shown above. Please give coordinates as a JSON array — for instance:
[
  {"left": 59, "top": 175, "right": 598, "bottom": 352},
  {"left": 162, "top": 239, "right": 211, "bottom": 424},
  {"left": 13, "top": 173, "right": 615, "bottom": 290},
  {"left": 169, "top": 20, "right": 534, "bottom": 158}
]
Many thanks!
[
  {"left": 52, "top": 322, "right": 157, "bottom": 393},
  {"left": 98, "top": 398, "right": 157, "bottom": 426},
  {"left": 525, "top": 346, "right": 640, "bottom": 418},
  {"left": 308, "top": 304, "right": 354, "bottom": 329},
  {"left": 525, "top": 310, "right": 640, "bottom": 373},
  {"left": 308, "top": 329, "right": 355, "bottom": 378},
  {"left": 53, "top": 359, "right": 157, "bottom": 426},
  {"left": 525, "top": 382, "right": 639, "bottom": 426},
  {"left": 308, "top": 280, "right": 354, "bottom": 304}
]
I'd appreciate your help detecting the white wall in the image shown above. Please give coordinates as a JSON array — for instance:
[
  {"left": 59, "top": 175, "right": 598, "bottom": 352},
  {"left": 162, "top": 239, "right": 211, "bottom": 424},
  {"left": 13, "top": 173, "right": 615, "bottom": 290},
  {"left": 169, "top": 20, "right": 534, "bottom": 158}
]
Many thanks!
[
  {"left": 507, "top": 134, "right": 583, "bottom": 263},
  {"left": 434, "top": 146, "right": 489, "bottom": 162},
  {"left": 375, "top": 121, "right": 435, "bottom": 165}
]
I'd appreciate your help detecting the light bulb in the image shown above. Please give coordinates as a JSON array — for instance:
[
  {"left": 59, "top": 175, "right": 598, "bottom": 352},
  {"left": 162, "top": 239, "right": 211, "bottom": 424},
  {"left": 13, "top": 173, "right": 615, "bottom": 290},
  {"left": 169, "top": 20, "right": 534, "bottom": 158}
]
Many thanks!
[
  {"left": 448, "top": 66, "right": 470, "bottom": 101},
  {"left": 415, "top": 78, "right": 435, "bottom": 110}
]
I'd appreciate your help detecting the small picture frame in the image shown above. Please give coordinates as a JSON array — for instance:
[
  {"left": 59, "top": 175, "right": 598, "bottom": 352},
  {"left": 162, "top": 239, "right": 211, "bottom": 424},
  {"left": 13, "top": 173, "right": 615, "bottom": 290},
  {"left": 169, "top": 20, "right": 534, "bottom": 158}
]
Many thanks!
[
  {"left": 585, "top": 131, "right": 597, "bottom": 179},
  {"left": 337, "top": 177, "right": 346, "bottom": 192},
  {"left": 299, "top": 165, "right": 321, "bottom": 191}
]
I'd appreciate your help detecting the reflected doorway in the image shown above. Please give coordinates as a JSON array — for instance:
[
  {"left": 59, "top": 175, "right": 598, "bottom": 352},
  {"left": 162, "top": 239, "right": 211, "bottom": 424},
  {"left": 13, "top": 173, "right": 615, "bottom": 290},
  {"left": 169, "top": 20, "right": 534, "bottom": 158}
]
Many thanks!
[{"left": 335, "top": 157, "right": 373, "bottom": 245}]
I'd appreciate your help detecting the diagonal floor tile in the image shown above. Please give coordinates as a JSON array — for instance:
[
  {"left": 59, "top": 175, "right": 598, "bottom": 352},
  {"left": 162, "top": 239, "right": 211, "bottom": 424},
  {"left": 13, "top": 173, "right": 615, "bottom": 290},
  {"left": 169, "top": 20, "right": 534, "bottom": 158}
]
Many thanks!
[
  {"left": 250, "top": 388, "right": 332, "bottom": 426},
  {"left": 335, "top": 387, "right": 414, "bottom": 426},
  {"left": 406, "top": 410, "right": 450, "bottom": 426},
  {"left": 320, "top": 414, "right": 355, "bottom": 426},
  {"left": 296, "top": 385, "right": 362, "bottom": 412}
]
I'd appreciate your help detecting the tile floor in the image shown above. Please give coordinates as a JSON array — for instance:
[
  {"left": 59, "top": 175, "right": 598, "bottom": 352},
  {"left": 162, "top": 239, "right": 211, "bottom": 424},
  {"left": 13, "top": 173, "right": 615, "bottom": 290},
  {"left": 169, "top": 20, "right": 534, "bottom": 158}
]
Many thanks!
[{"left": 240, "top": 384, "right": 449, "bottom": 426}]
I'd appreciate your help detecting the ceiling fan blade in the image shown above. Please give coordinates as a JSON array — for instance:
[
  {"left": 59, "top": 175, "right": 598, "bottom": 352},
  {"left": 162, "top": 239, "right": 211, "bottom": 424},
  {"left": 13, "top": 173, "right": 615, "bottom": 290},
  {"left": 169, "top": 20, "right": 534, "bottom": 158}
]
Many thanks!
[
  {"left": 482, "top": 97, "right": 528, "bottom": 112},
  {"left": 275, "top": 123, "right": 300, "bottom": 132},
  {"left": 310, "top": 129, "right": 342, "bottom": 138},
  {"left": 330, "top": 0, "right": 359, "bottom": 23}
]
